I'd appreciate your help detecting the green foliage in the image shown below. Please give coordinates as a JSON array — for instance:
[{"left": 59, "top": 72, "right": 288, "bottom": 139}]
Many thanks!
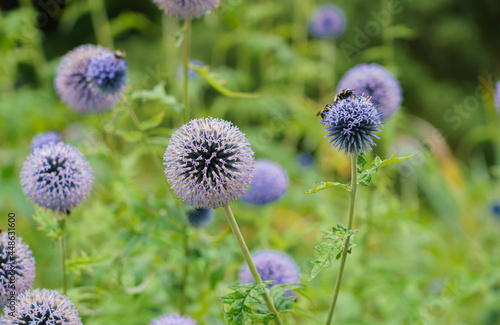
[
  {"left": 309, "top": 225, "right": 359, "bottom": 282},
  {"left": 32, "top": 208, "right": 63, "bottom": 240},
  {"left": 357, "top": 154, "right": 414, "bottom": 187},
  {"left": 305, "top": 182, "right": 350, "bottom": 194}
]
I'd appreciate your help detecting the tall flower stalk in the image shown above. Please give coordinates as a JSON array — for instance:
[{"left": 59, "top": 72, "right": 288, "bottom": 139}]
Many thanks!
[{"left": 182, "top": 19, "right": 192, "bottom": 122}]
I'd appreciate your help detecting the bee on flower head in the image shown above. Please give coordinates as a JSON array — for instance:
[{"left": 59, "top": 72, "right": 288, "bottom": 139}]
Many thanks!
[
  {"left": 114, "top": 49, "right": 126, "bottom": 59},
  {"left": 316, "top": 103, "right": 333, "bottom": 120},
  {"left": 316, "top": 88, "right": 358, "bottom": 120}
]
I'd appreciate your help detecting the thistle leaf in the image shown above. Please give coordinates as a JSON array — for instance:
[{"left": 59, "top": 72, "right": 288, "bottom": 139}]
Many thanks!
[
  {"left": 357, "top": 154, "right": 414, "bottom": 187},
  {"left": 305, "top": 181, "right": 350, "bottom": 194}
]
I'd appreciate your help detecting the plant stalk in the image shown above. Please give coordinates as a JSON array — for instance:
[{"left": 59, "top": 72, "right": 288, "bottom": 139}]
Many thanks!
[
  {"left": 326, "top": 155, "right": 358, "bottom": 325},
  {"left": 182, "top": 19, "right": 192, "bottom": 122},
  {"left": 222, "top": 205, "right": 284, "bottom": 325},
  {"left": 58, "top": 216, "right": 67, "bottom": 295},
  {"left": 88, "top": 0, "right": 114, "bottom": 48},
  {"left": 179, "top": 224, "right": 190, "bottom": 314}
]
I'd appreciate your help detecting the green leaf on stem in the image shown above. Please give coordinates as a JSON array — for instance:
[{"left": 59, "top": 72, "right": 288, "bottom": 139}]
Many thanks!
[
  {"left": 189, "top": 64, "right": 260, "bottom": 99},
  {"left": 139, "top": 111, "right": 165, "bottom": 130},
  {"left": 357, "top": 154, "right": 413, "bottom": 187},
  {"left": 131, "top": 83, "right": 182, "bottom": 112},
  {"left": 305, "top": 181, "right": 350, "bottom": 194},
  {"left": 220, "top": 281, "right": 276, "bottom": 325},
  {"left": 308, "top": 225, "right": 359, "bottom": 282},
  {"left": 32, "top": 208, "right": 63, "bottom": 240}
]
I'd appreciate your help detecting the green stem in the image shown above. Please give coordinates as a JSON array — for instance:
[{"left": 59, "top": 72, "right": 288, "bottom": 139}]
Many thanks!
[
  {"left": 326, "top": 155, "right": 358, "bottom": 325},
  {"left": 179, "top": 224, "right": 190, "bottom": 314},
  {"left": 222, "top": 205, "right": 284, "bottom": 325},
  {"left": 88, "top": 0, "right": 114, "bottom": 48},
  {"left": 58, "top": 217, "right": 67, "bottom": 295},
  {"left": 182, "top": 19, "right": 192, "bottom": 122}
]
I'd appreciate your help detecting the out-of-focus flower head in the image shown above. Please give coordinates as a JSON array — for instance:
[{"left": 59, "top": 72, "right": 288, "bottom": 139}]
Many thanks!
[
  {"left": 150, "top": 314, "right": 197, "bottom": 325},
  {"left": 242, "top": 160, "right": 287, "bottom": 205},
  {"left": 30, "top": 132, "right": 62, "bottom": 152},
  {"left": 152, "top": 0, "right": 221, "bottom": 19},
  {"left": 310, "top": 4, "right": 346, "bottom": 39},
  {"left": 187, "top": 207, "right": 214, "bottom": 228}
]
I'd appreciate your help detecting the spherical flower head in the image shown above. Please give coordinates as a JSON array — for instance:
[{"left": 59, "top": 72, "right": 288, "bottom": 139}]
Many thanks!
[
  {"left": 30, "top": 132, "right": 62, "bottom": 152},
  {"left": 0, "top": 288, "right": 83, "bottom": 325},
  {"left": 150, "top": 314, "right": 197, "bottom": 325},
  {"left": 152, "top": 0, "right": 221, "bottom": 19},
  {"left": 310, "top": 4, "right": 346, "bottom": 39},
  {"left": 242, "top": 160, "right": 288, "bottom": 205},
  {"left": 297, "top": 152, "right": 314, "bottom": 168},
  {"left": 20, "top": 142, "right": 94, "bottom": 213},
  {"left": 239, "top": 250, "right": 300, "bottom": 297},
  {"left": 55, "top": 44, "right": 128, "bottom": 113},
  {"left": 0, "top": 233, "right": 35, "bottom": 309},
  {"left": 322, "top": 95, "right": 383, "bottom": 156},
  {"left": 337, "top": 63, "right": 403, "bottom": 119},
  {"left": 163, "top": 117, "right": 254, "bottom": 209},
  {"left": 491, "top": 202, "right": 500, "bottom": 218},
  {"left": 495, "top": 80, "right": 500, "bottom": 112},
  {"left": 187, "top": 207, "right": 214, "bottom": 228}
]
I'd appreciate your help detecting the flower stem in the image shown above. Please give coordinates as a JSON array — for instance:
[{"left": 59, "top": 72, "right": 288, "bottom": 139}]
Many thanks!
[
  {"left": 88, "top": 0, "right": 114, "bottom": 48},
  {"left": 182, "top": 19, "right": 192, "bottom": 122},
  {"left": 222, "top": 205, "right": 284, "bottom": 325},
  {"left": 58, "top": 217, "right": 67, "bottom": 295},
  {"left": 326, "top": 154, "right": 358, "bottom": 325},
  {"left": 179, "top": 224, "right": 190, "bottom": 314}
]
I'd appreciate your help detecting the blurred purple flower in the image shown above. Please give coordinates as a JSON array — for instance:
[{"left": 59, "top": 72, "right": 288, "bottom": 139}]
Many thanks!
[
  {"left": 55, "top": 44, "right": 127, "bottom": 113},
  {"left": 163, "top": 117, "right": 254, "bottom": 209},
  {"left": 495, "top": 80, "right": 500, "bottom": 112},
  {"left": 297, "top": 152, "right": 314, "bottom": 168},
  {"left": 242, "top": 160, "right": 287, "bottom": 205},
  {"left": 20, "top": 142, "right": 94, "bottom": 213},
  {"left": 337, "top": 63, "right": 402, "bottom": 119},
  {"left": 187, "top": 207, "right": 214, "bottom": 228},
  {"left": 310, "top": 5, "right": 346, "bottom": 39},
  {"left": 150, "top": 314, "right": 197, "bottom": 325},
  {"left": 176, "top": 59, "right": 205, "bottom": 79},
  {"left": 30, "top": 132, "right": 62, "bottom": 152},
  {"left": 152, "top": 0, "right": 221, "bottom": 19},
  {"left": 0, "top": 233, "right": 35, "bottom": 309}
]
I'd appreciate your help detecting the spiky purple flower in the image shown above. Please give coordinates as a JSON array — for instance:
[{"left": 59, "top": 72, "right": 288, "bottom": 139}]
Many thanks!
[
  {"left": 495, "top": 80, "right": 500, "bottom": 112},
  {"left": 152, "top": 0, "right": 221, "bottom": 19},
  {"left": 239, "top": 250, "right": 300, "bottom": 297},
  {"left": 322, "top": 95, "right": 383, "bottom": 156},
  {"left": 242, "top": 160, "right": 287, "bottom": 205},
  {"left": 187, "top": 207, "right": 214, "bottom": 228},
  {"left": 55, "top": 44, "right": 127, "bottom": 113},
  {"left": 337, "top": 63, "right": 403, "bottom": 119},
  {"left": 0, "top": 289, "right": 83, "bottom": 325},
  {"left": 150, "top": 314, "right": 197, "bottom": 325},
  {"left": 310, "top": 5, "right": 346, "bottom": 39},
  {"left": 30, "top": 132, "right": 62, "bottom": 152},
  {"left": 20, "top": 142, "right": 94, "bottom": 213},
  {"left": 0, "top": 233, "right": 35, "bottom": 309},
  {"left": 163, "top": 117, "right": 254, "bottom": 209}
]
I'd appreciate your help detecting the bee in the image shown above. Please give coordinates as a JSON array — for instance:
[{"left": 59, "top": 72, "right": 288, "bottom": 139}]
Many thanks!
[
  {"left": 333, "top": 88, "right": 357, "bottom": 102},
  {"left": 114, "top": 49, "right": 126, "bottom": 59},
  {"left": 316, "top": 103, "right": 333, "bottom": 119}
]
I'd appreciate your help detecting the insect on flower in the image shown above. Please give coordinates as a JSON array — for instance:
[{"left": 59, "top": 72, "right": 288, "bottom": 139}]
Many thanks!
[
  {"left": 317, "top": 89, "right": 357, "bottom": 119},
  {"left": 114, "top": 49, "right": 126, "bottom": 59}
]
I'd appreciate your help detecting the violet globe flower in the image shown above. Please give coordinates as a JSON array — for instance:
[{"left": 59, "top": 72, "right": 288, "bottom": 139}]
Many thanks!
[
  {"left": 152, "top": 0, "right": 221, "bottom": 19},
  {"left": 239, "top": 250, "right": 300, "bottom": 297},
  {"left": 0, "top": 289, "right": 83, "bottom": 325},
  {"left": 337, "top": 63, "right": 403, "bottom": 119},
  {"left": 55, "top": 44, "right": 127, "bottom": 113},
  {"left": 163, "top": 117, "right": 254, "bottom": 209},
  {"left": 30, "top": 132, "right": 62, "bottom": 152},
  {"left": 20, "top": 142, "right": 94, "bottom": 213},
  {"left": 310, "top": 4, "right": 346, "bottom": 39},
  {"left": 150, "top": 314, "right": 197, "bottom": 325},
  {"left": 495, "top": 80, "right": 500, "bottom": 112},
  {"left": 322, "top": 95, "right": 383, "bottom": 156},
  {"left": 187, "top": 207, "right": 214, "bottom": 228},
  {"left": 242, "top": 160, "right": 288, "bottom": 205},
  {"left": 0, "top": 233, "right": 36, "bottom": 309}
]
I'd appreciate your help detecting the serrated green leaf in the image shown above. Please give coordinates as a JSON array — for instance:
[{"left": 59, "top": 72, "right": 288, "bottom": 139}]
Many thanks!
[
  {"left": 357, "top": 154, "right": 414, "bottom": 187},
  {"left": 269, "top": 284, "right": 298, "bottom": 313},
  {"left": 139, "top": 111, "right": 165, "bottom": 130},
  {"left": 131, "top": 83, "right": 181, "bottom": 111},
  {"left": 190, "top": 64, "right": 260, "bottom": 99},
  {"left": 31, "top": 208, "right": 63, "bottom": 240},
  {"left": 305, "top": 181, "right": 350, "bottom": 194},
  {"left": 308, "top": 226, "right": 359, "bottom": 282}
]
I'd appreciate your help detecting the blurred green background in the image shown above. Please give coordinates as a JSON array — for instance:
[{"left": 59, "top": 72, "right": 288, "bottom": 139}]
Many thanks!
[{"left": 1, "top": 0, "right": 500, "bottom": 324}]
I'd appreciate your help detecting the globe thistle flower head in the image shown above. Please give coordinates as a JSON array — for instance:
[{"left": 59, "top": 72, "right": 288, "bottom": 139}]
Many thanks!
[
  {"left": 20, "top": 142, "right": 94, "bottom": 213},
  {"left": 0, "top": 289, "right": 83, "bottom": 325},
  {"left": 322, "top": 95, "right": 383, "bottom": 156},
  {"left": 0, "top": 233, "right": 35, "bottom": 309},
  {"left": 187, "top": 207, "right": 214, "bottom": 228},
  {"left": 239, "top": 250, "right": 300, "bottom": 297},
  {"left": 337, "top": 63, "right": 403, "bottom": 119},
  {"left": 310, "top": 5, "right": 346, "bottom": 39},
  {"left": 30, "top": 132, "right": 62, "bottom": 152},
  {"left": 152, "top": 0, "right": 221, "bottom": 19},
  {"left": 495, "top": 80, "right": 500, "bottom": 112},
  {"left": 150, "top": 314, "right": 197, "bottom": 325},
  {"left": 55, "top": 44, "right": 127, "bottom": 113},
  {"left": 163, "top": 117, "right": 254, "bottom": 209},
  {"left": 242, "top": 160, "right": 288, "bottom": 205}
]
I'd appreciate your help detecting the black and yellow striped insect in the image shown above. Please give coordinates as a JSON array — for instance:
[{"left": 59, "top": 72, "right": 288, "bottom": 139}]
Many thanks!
[{"left": 114, "top": 49, "right": 126, "bottom": 59}]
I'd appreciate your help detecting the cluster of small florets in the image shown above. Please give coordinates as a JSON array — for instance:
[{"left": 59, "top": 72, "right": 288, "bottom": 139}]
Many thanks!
[
  {"left": 150, "top": 314, "right": 197, "bottom": 325},
  {"left": 30, "top": 132, "right": 62, "bottom": 152}
]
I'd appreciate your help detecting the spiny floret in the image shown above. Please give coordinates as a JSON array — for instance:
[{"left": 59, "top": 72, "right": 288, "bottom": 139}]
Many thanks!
[
  {"left": 322, "top": 95, "right": 383, "bottom": 156},
  {"left": 0, "top": 233, "right": 35, "bottom": 309},
  {"left": 0, "top": 289, "right": 83, "bottom": 325},
  {"left": 163, "top": 117, "right": 254, "bottom": 209},
  {"left": 152, "top": 0, "right": 221, "bottom": 19},
  {"left": 20, "top": 142, "right": 94, "bottom": 213},
  {"left": 85, "top": 52, "right": 127, "bottom": 93},
  {"left": 310, "top": 4, "right": 346, "bottom": 39},
  {"left": 337, "top": 63, "right": 402, "bottom": 119},
  {"left": 239, "top": 250, "right": 300, "bottom": 297},
  {"left": 150, "top": 314, "right": 197, "bottom": 325},
  {"left": 242, "top": 160, "right": 288, "bottom": 205}
]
